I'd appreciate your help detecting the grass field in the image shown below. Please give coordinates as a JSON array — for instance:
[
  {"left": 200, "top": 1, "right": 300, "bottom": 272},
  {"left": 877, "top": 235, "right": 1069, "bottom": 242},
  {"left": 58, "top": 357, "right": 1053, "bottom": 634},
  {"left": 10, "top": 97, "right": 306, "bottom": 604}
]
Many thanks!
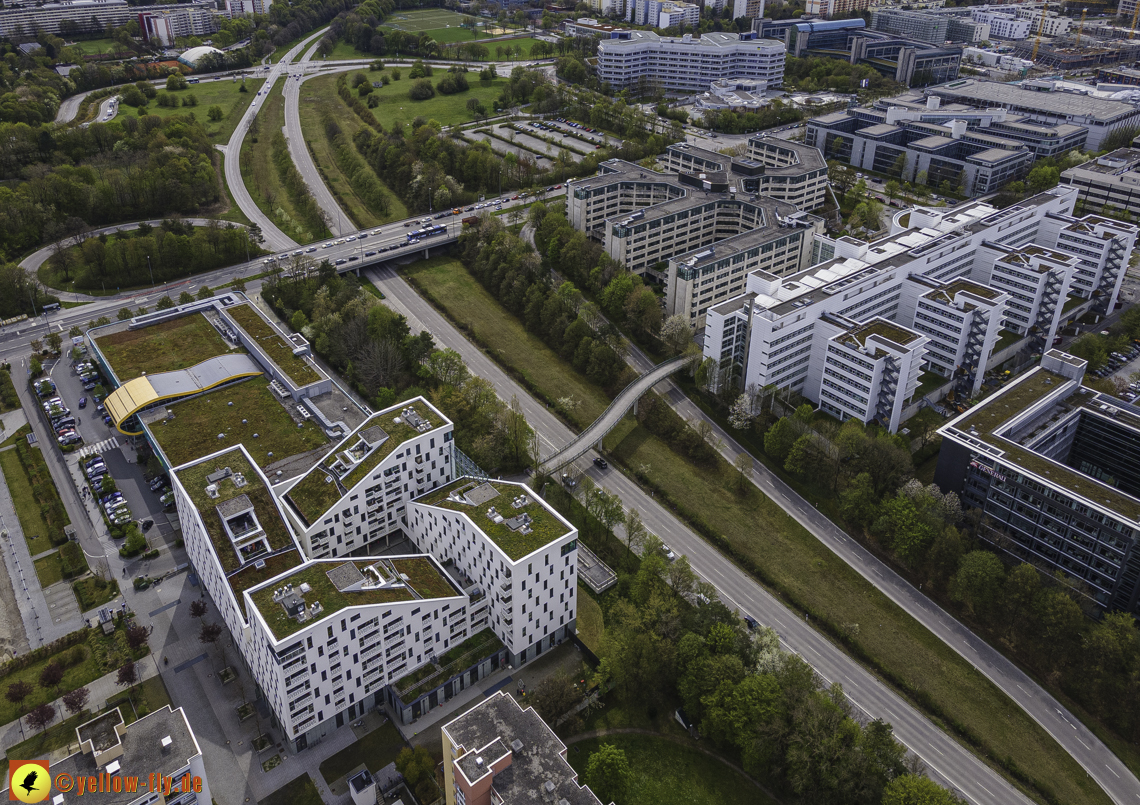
[
  {"left": 482, "top": 37, "right": 540, "bottom": 61},
  {"left": 360, "top": 75, "right": 509, "bottom": 128},
  {"left": 71, "top": 38, "right": 122, "bottom": 56},
  {"left": 34, "top": 550, "right": 63, "bottom": 587},
  {"left": 567, "top": 735, "right": 778, "bottom": 805},
  {"left": 96, "top": 314, "right": 236, "bottom": 380},
  {"left": 141, "top": 77, "right": 264, "bottom": 143},
  {"left": 150, "top": 377, "right": 327, "bottom": 469},
  {"left": 259, "top": 775, "right": 323, "bottom": 805},
  {"left": 0, "top": 449, "right": 55, "bottom": 556},
  {"left": 240, "top": 88, "right": 331, "bottom": 244},
  {"left": 576, "top": 585, "right": 603, "bottom": 653},
  {"left": 318, "top": 720, "right": 405, "bottom": 785},
  {"left": 74, "top": 577, "right": 120, "bottom": 612},
  {"left": 402, "top": 255, "right": 1113, "bottom": 805},
  {"left": 297, "top": 74, "right": 408, "bottom": 228},
  {"left": 380, "top": 8, "right": 470, "bottom": 32},
  {"left": 401, "top": 257, "right": 609, "bottom": 427}
]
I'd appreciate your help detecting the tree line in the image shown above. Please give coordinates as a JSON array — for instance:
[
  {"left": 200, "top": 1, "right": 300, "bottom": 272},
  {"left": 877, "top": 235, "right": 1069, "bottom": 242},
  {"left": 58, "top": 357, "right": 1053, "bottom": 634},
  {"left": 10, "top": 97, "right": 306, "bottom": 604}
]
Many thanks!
[{"left": 729, "top": 392, "right": 1140, "bottom": 747}]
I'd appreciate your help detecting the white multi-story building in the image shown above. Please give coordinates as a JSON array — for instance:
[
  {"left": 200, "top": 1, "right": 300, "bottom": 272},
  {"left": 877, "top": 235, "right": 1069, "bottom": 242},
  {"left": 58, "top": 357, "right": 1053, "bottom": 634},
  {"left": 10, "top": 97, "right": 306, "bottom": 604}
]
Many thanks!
[
  {"left": 0, "top": 0, "right": 217, "bottom": 37},
  {"left": 703, "top": 186, "right": 1138, "bottom": 430},
  {"left": 138, "top": 3, "right": 218, "bottom": 45},
  {"left": 732, "top": 0, "right": 765, "bottom": 20},
  {"left": 633, "top": 0, "right": 699, "bottom": 27},
  {"left": 596, "top": 31, "right": 785, "bottom": 93},
  {"left": 970, "top": 8, "right": 1032, "bottom": 39},
  {"left": 1013, "top": 6, "right": 1071, "bottom": 36}
]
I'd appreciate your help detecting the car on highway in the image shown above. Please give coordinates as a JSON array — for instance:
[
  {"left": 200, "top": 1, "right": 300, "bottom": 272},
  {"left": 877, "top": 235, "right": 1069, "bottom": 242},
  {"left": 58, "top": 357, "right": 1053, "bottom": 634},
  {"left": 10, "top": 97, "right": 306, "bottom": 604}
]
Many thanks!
[
  {"left": 404, "top": 221, "right": 414, "bottom": 227},
  {"left": 365, "top": 251, "right": 376, "bottom": 257},
  {"left": 322, "top": 242, "right": 333, "bottom": 248},
  {"left": 306, "top": 246, "right": 317, "bottom": 253},
  {"left": 292, "top": 250, "right": 303, "bottom": 256},
  {"left": 661, "top": 543, "right": 677, "bottom": 562},
  {"left": 263, "top": 257, "right": 276, "bottom": 264},
  {"left": 358, "top": 233, "right": 368, "bottom": 239},
  {"left": 346, "top": 235, "right": 356, "bottom": 241},
  {"left": 371, "top": 229, "right": 383, "bottom": 235},
  {"left": 348, "top": 255, "right": 358, "bottom": 262},
  {"left": 335, "top": 239, "right": 346, "bottom": 245},
  {"left": 593, "top": 457, "right": 608, "bottom": 470},
  {"left": 335, "top": 258, "right": 346, "bottom": 265}
]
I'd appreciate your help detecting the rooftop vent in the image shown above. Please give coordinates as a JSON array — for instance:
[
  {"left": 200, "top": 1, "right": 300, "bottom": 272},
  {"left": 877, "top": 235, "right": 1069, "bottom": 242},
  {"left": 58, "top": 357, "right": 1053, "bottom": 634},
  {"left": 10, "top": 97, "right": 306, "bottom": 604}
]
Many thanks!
[
  {"left": 511, "top": 738, "right": 524, "bottom": 752},
  {"left": 161, "top": 735, "right": 172, "bottom": 749},
  {"left": 476, "top": 757, "right": 484, "bottom": 768},
  {"left": 544, "top": 781, "right": 556, "bottom": 794},
  {"left": 299, "top": 582, "right": 312, "bottom": 594},
  {"left": 233, "top": 472, "right": 247, "bottom": 488},
  {"left": 105, "top": 761, "right": 120, "bottom": 775},
  {"left": 53, "top": 796, "right": 64, "bottom": 805},
  {"left": 254, "top": 559, "right": 266, "bottom": 570},
  {"left": 205, "top": 484, "right": 219, "bottom": 499}
]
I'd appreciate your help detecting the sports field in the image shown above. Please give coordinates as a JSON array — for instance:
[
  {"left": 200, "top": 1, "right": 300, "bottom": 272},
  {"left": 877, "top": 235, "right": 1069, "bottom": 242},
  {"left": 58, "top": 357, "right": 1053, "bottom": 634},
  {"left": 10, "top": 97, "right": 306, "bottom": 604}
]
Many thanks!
[{"left": 381, "top": 8, "right": 521, "bottom": 39}]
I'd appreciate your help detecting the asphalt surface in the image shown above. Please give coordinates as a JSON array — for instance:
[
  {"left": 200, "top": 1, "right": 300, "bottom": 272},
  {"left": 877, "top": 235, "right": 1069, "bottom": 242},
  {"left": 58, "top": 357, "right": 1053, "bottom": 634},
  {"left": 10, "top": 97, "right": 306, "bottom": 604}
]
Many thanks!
[{"left": 366, "top": 262, "right": 1031, "bottom": 805}]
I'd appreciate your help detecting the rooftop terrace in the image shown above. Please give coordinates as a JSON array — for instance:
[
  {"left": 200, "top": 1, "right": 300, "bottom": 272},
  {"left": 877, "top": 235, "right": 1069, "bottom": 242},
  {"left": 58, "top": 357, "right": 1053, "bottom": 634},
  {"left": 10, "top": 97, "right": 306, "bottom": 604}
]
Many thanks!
[
  {"left": 285, "top": 401, "right": 443, "bottom": 527},
  {"left": 416, "top": 479, "right": 573, "bottom": 561},
  {"left": 248, "top": 554, "right": 461, "bottom": 640}
]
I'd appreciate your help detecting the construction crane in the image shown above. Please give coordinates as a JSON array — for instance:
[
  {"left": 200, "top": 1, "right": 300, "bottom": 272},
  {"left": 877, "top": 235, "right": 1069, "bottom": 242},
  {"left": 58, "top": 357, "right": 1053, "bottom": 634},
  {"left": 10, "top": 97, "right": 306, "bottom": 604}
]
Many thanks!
[
  {"left": 1131, "top": 0, "right": 1140, "bottom": 39},
  {"left": 1031, "top": 11, "right": 1048, "bottom": 61},
  {"left": 1076, "top": 7, "right": 1088, "bottom": 46}
]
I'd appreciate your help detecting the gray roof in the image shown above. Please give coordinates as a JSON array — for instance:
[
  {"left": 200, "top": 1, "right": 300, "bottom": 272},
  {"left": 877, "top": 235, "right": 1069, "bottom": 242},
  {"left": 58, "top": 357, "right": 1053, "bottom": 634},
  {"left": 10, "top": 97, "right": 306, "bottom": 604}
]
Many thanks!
[
  {"left": 3, "top": 707, "right": 200, "bottom": 805},
  {"left": 927, "top": 79, "right": 1140, "bottom": 123},
  {"left": 443, "top": 692, "right": 604, "bottom": 805},
  {"left": 146, "top": 353, "right": 262, "bottom": 399}
]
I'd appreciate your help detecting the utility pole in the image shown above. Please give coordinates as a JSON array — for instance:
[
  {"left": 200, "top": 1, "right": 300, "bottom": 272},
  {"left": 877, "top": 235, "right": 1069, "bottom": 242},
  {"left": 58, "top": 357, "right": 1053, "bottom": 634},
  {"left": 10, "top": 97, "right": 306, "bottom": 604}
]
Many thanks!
[{"left": 147, "top": 254, "right": 155, "bottom": 288}]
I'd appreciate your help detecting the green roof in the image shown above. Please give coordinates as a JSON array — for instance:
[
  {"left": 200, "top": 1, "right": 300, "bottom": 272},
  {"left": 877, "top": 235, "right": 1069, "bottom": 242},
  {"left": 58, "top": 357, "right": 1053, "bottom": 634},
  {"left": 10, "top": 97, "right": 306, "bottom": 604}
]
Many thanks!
[
  {"left": 416, "top": 479, "right": 573, "bottom": 561},
  {"left": 285, "top": 402, "right": 442, "bottom": 526},
  {"left": 226, "top": 304, "right": 323, "bottom": 388},
  {"left": 248, "top": 556, "right": 461, "bottom": 640},
  {"left": 228, "top": 548, "right": 304, "bottom": 601},
  {"left": 942, "top": 278, "right": 1001, "bottom": 301},
  {"left": 393, "top": 627, "right": 504, "bottom": 702},
  {"left": 843, "top": 318, "right": 920, "bottom": 349},
  {"left": 953, "top": 369, "right": 1140, "bottom": 521},
  {"left": 176, "top": 447, "right": 298, "bottom": 575},
  {"left": 94, "top": 314, "right": 239, "bottom": 382}
]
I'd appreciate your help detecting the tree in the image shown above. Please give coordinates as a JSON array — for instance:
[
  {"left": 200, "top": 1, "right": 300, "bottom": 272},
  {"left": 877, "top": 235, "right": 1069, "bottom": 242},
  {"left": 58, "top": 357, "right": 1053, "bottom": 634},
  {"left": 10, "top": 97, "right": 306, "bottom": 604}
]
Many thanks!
[
  {"left": 623, "top": 507, "right": 647, "bottom": 555},
  {"left": 426, "top": 349, "right": 469, "bottom": 387},
  {"left": 530, "top": 671, "right": 579, "bottom": 725},
  {"left": 584, "top": 744, "right": 631, "bottom": 804},
  {"left": 733, "top": 450, "right": 753, "bottom": 493},
  {"left": 178, "top": 291, "right": 194, "bottom": 304},
  {"left": 26, "top": 702, "right": 56, "bottom": 733},
  {"left": 199, "top": 620, "right": 225, "bottom": 667},
  {"left": 1027, "top": 164, "right": 1060, "bottom": 193},
  {"left": 207, "top": 105, "right": 223, "bottom": 122},
  {"left": 764, "top": 417, "right": 797, "bottom": 463},
  {"left": 126, "top": 622, "right": 150, "bottom": 651},
  {"left": 116, "top": 661, "right": 138, "bottom": 688},
  {"left": 6, "top": 680, "right": 32, "bottom": 709},
  {"left": 881, "top": 774, "right": 963, "bottom": 805},
  {"left": 728, "top": 393, "right": 753, "bottom": 430},
  {"left": 115, "top": 307, "right": 132, "bottom": 321},
  {"left": 196, "top": 285, "right": 214, "bottom": 300},
  {"left": 190, "top": 599, "right": 208, "bottom": 619},
  {"left": 156, "top": 296, "right": 175, "bottom": 310},
  {"left": 62, "top": 686, "right": 90, "bottom": 716},
  {"left": 39, "top": 661, "right": 64, "bottom": 692},
  {"left": 840, "top": 472, "right": 879, "bottom": 529},
  {"left": 950, "top": 551, "right": 1006, "bottom": 618}
]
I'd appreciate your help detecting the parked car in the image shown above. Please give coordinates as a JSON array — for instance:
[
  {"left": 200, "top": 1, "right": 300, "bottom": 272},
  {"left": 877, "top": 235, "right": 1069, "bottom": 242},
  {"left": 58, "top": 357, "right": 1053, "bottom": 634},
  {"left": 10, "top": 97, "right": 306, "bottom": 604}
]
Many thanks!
[{"left": 78, "top": 397, "right": 87, "bottom": 409}]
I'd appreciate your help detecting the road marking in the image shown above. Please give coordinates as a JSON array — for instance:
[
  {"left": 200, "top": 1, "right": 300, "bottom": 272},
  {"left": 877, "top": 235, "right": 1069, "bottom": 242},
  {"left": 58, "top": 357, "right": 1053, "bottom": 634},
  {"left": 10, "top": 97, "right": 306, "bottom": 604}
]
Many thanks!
[
  {"left": 1107, "top": 765, "right": 1120, "bottom": 779},
  {"left": 927, "top": 742, "right": 944, "bottom": 757}
]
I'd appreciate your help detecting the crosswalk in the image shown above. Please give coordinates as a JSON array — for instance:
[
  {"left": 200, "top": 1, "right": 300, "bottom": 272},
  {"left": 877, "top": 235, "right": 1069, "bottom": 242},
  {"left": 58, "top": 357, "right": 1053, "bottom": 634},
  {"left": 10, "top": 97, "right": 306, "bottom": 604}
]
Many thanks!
[{"left": 77, "top": 437, "right": 119, "bottom": 460}]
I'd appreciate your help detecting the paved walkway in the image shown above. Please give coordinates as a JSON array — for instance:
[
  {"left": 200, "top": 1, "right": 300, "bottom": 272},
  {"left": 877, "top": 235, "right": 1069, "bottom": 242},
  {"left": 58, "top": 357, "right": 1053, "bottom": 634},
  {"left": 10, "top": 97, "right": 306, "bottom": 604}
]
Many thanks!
[{"left": 0, "top": 657, "right": 161, "bottom": 757}]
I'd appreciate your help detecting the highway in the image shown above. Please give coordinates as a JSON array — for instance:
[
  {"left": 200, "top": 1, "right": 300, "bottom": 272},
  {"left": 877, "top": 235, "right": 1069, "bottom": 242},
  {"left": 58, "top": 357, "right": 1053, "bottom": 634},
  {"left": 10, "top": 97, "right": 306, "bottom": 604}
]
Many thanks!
[{"left": 365, "top": 263, "right": 1031, "bottom": 805}]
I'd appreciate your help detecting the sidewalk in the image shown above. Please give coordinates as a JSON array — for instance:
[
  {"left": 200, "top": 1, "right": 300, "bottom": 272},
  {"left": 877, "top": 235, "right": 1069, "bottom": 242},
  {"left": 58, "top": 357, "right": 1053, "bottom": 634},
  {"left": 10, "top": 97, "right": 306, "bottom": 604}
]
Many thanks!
[{"left": 0, "top": 655, "right": 161, "bottom": 757}]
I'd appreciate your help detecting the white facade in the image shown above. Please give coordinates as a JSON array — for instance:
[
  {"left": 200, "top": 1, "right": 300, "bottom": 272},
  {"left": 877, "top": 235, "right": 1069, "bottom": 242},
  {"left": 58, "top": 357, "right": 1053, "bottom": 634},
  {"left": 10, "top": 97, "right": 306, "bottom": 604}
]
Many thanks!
[
  {"left": 970, "top": 9, "right": 1033, "bottom": 39},
  {"left": 703, "top": 187, "right": 1138, "bottom": 430},
  {"left": 634, "top": 0, "right": 698, "bottom": 27},
  {"left": 0, "top": 0, "right": 217, "bottom": 36},
  {"left": 1013, "top": 7, "right": 1072, "bottom": 37},
  {"left": 733, "top": 0, "right": 765, "bottom": 20},
  {"left": 596, "top": 31, "right": 785, "bottom": 93}
]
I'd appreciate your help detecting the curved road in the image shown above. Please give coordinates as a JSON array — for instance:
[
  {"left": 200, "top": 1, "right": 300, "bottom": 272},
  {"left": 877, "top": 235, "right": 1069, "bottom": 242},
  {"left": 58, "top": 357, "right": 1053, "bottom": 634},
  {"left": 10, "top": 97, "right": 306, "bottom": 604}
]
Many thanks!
[{"left": 539, "top": 355, "right": 690, "bottom": 473}]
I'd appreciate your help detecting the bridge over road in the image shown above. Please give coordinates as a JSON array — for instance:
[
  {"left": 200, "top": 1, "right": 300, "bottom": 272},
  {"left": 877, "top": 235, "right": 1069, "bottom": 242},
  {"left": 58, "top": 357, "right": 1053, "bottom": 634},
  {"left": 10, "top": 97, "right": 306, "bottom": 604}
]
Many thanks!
[{"left": 538, "top": 355, "right": 693, "bottom": 474}]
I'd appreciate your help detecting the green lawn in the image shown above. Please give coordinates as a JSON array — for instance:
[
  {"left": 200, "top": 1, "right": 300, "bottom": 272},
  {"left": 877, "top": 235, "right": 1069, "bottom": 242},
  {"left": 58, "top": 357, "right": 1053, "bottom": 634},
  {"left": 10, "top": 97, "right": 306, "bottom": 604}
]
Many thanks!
[
  {"left": 7, "top": 704, "right": 121, "bottom": 759},
  {"left": 141, "top": 77, "right": 264, "bottom": 143},
  {"left": 72, "top": 38, "right": 123, "bottom": 56},
  {"left": 402, "top": 257, "right": 610, "bottom": 427},
  {"left": 0, "top": 449, "right": 55, "bottom": 555},
  {"left": 34, "top": 550, "right": 64, "bottom": 587},
  {"left": 259, "top": 775, "right": 323, "bottom": 805},
  {"left": 380, "top": 8, "right": 471, "bottom": 32},
  {"left": 403, "top": 254, "right": 1111, "bottom": 805},
  {"left": 150, "top": 377, "right": 327, "bottom": 469},
  {"left": 318, "top": 720, "right": 406, "bottom": 786},
  {"left": 576, "top": 585, "right": 603, "bottom": 654},
  {"left": 0, "top": 424, "right": 30, "bottom": 449},
  {"left": 360, "top": 75, "right": 509, "bottom": 128},
  {"left": 567, "top": 734, "right": 778, "bottom": 805},
  {"left": 297, "top": 74, "right": 409, "bottom": 229},
  {"left": 483, "top": 38, "right": 541, "bottom": 61},
  {"left": 95, "top": 313, "right": 238, "bottom": 381},
  {"left": 74, "top": 577, "right": 120, "bottom": 612}
]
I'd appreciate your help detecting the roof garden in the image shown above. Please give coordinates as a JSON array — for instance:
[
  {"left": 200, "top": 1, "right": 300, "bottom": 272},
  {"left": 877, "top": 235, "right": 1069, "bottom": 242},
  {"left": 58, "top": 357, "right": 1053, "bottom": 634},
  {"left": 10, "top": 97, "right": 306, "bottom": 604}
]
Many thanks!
[
  {"left": 226, "top": 304, "right": 322, "bottom": 388},
  {"left": 248, "top": 555, "right": 461, "bottom": 640},
  {"left": 953, "top": 370, "right": 1140, "bottom": 521},
  {"left": 227, "top": 547, "right": 303, "bottom": 601},
  {"left": 94, "top": 314, "right": 239, "bottom": 381},
  {"left": 393, "top": 628, "right": 504, "bottom": 702},
  {"left": 176, "top": 447, "right": 298, "bottom": 575},
  {"left": 150, "top": 377, "right": 327, "bottom": 469},
  {"left": 942, "top": 278, "right": 1001, "bottom": 301},
  {"left": 416, "top": 479, "right": 573, "bottom": 561},
  {"left": 285, "top": 402, "right": 442, "bottom": 526},
  {"left": 842, "top": 318, "right": 921, "bottom": 350}
]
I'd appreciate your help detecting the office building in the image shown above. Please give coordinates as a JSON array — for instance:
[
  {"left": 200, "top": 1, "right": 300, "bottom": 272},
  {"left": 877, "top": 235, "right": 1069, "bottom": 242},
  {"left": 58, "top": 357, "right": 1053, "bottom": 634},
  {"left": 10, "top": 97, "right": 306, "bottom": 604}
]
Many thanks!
[
  {"left": 87, "top": 298, "right": 580, "bottom": 751},
  {"left": 441, "top": 692, "right": 607, "bottom": 805},
  {"left": 702, "top": 187, "right": 1137, "bottom": 431},
  {"left": 871, "top": 9, "right": 949, "bottom": 45},
  {"left": 805, "top": 94, "right": 1087, "bottom": 195},
  {"left": 1, "top": 706, "right": 211, "bottom": 805},
  {"left": 945, "top": 17, "right": 990, "bottom": 43},
  {"left": 633, "top": 0, "right": 699, "bottom": 28},
  {"left": 1097, "top": 66, "right": 1140, "bottom": 87},
  {"left": 1013, "top": 6, "right": 1071, "bottom": 37},
  {"left": 562, "top": 17, "right": 630, "bottom": 37},
  {"left": 923, "top": 79, "right": 1140, "bottom": 150},
  {"left": 568, "top": 136, "right": 828, "bottom": 323},
  {"left": 138, "top": 4, "right": 217, "bottom": 45},
  {"left": 969, "top": 8, "right": 1032, "bottom": 39},
  {"left": 732, "top": 0, "right": 765, "bottom": 22},
  {"left": 0, "top": 0, "right": 217, "bottom": 37},
  {"left": 595, "top": 31, "right": 785, "bottom": 93},
  {"left": 934, "top": 350, "right": 1140, "bottom": 614},
  {"left": 1061, "top": 147, "right": 1140, "bottom": 220},
  {"left": 804, "top": 0, "right": 871, "bottom": 19}
]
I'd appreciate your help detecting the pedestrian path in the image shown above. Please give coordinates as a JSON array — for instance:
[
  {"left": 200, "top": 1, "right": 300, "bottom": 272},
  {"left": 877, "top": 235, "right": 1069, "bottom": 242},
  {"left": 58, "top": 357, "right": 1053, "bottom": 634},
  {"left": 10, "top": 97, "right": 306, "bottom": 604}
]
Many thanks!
[{"left": 77, "top": 437, "right": 119, "bottom": 460}]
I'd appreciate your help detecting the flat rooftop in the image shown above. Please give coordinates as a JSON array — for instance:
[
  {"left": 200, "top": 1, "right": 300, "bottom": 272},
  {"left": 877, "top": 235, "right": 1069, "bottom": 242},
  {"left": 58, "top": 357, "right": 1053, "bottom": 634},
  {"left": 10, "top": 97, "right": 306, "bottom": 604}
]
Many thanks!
[
  {"left": 444, "top": 692, "right": 602, "bottom": 805},
  {"left": 248, "top": 554, "right": 461, "bottom": 640},
  {"left": 416, "top": 479, "right": 573, "bottom": 561},
  {"left": 1, "top": 707, "right": 200, "bottom": 805},
  {"left": 1065, "top": 148, "right": 1140, "bottom": 176},
  {"left": 93, "top": 313, "right": 240, "bottom": 382},
  {"left": 285, "top": 400, "right": 445, "bottom": 527},
  {"left": 950, "top": 369, "right": 1140, "bottom": 521},
  {"left": 927, "top": 79, "right": 1140, "bottom": 123},
  {"left": 843, "top": 318, "right": 921, "bottom": 349}
]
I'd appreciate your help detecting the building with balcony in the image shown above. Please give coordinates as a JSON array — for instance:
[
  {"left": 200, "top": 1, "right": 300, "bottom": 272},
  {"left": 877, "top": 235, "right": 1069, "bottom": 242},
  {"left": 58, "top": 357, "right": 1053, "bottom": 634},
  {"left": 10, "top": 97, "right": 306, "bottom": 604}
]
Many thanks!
[
  {"left": 871, "top": 9, "right": 949, "bottom": 45},
  {"left": 632, "top": 0, "right": 699, "bottom": 28},
  {"left": 441, "top": 692, "right": 607, "bottom": 805},
  {"left": 969, "top": 8, "right": 1032, "bottom": 39},
  {"left": 701, "top": 186, "right": 1137, "bottom": 430},
  {"left": 934, "top": 350, "right": 1140, "bottom": 614},
  {"left": 0, "top": 706, "right": 211, "bottom": 805},
  {"left": 596, "top": 31, "right": 785, "bottom": 93},
  {"left": 804, "top": 0, "right": 871, "bottom": 19}
]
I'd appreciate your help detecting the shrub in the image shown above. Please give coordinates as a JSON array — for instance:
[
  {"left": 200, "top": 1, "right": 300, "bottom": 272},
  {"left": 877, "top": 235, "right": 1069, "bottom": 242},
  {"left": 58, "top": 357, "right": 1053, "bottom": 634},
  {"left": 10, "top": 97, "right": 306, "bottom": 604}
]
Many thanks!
[
  {"left": 119, "top": 529, "right": 147, "bottom": 558},
  {"left": 60, "top": 541, "right": 86, "bottom": 578},
  {"left": 408, "top": 79, "right": 435, "bottom": 101}
]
